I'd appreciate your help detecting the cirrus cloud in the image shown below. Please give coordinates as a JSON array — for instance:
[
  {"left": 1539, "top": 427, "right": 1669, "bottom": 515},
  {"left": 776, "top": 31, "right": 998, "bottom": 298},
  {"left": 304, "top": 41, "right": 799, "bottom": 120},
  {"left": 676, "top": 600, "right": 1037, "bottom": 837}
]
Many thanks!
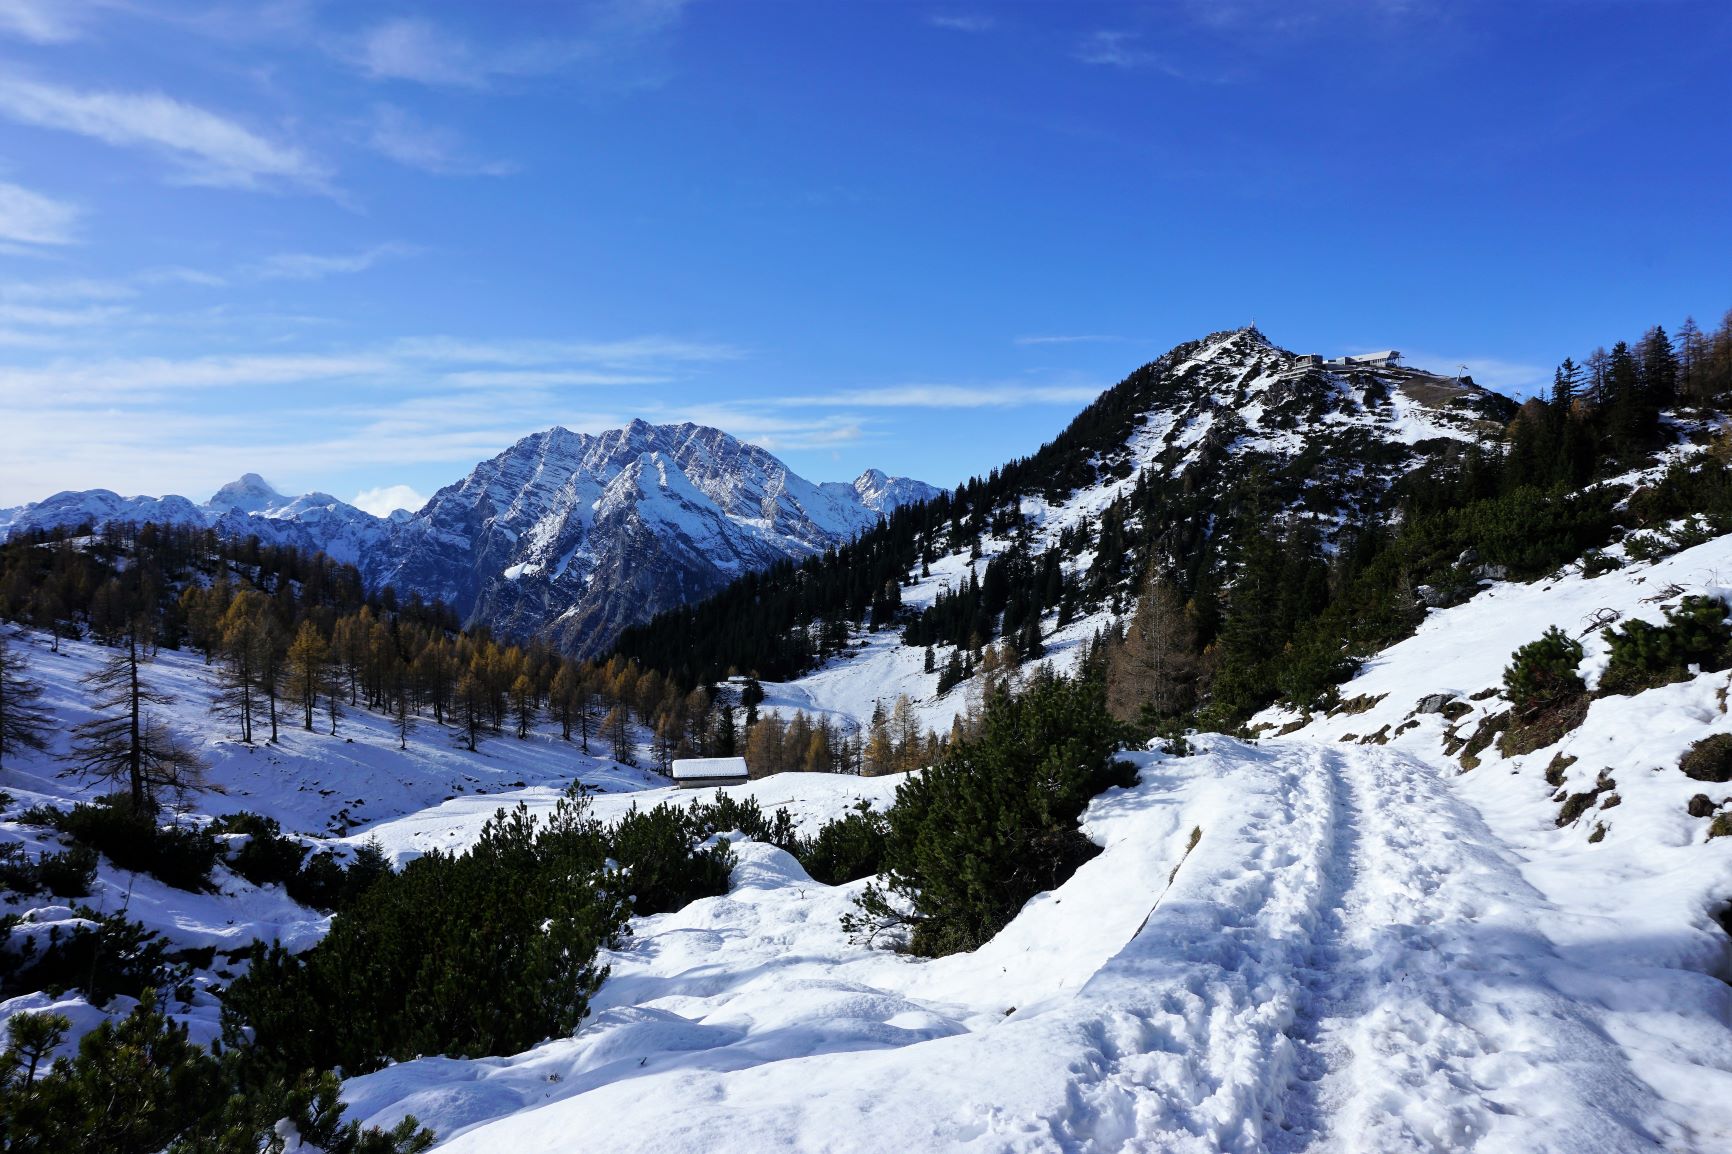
[
  {"left": 0, "top": 75, "right": 329, "bottom": 191},
  {"left": 0, "top": 180, "right": 81, "bottom": 247}
]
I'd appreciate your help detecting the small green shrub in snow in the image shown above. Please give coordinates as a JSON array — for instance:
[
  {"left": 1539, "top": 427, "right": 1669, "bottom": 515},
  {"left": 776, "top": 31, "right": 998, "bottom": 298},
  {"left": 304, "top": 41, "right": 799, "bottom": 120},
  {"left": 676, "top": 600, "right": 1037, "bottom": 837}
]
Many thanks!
[
  {"left": 0, "top": 910, "right": 180, "bottom": 1007},
  {"left": 1503, "top": 627, "right": 1586, "bottom": 714},
  {"left": 848, "top": 671, "right": 1132, "bottom": 957},
  {"left": 797, "top": 802, "right": 889, "bottom": 886},
  {"left": 212, "top": 811, "right": 309, "bottom": 890},
  {"left": 609, "top": 801, "right": 735, "bottom": 916},
  {"left": 1600, "top": 595, "right": 1732, "bottom": 696},
  {"left": 32, "top": 846, "right": 98, "bottom": 898},
  {"left": 226, "top": 784, "right": 740, "bottom": 1078},
  {"left": 1622, "top": 531, "right": 1674, "bottom": 564},
  {"left": 27, "top": 794, "right": 219, "bottom": 892},
  {"left": 0, "top": 993, "right": 434, "bottom": 1154}
]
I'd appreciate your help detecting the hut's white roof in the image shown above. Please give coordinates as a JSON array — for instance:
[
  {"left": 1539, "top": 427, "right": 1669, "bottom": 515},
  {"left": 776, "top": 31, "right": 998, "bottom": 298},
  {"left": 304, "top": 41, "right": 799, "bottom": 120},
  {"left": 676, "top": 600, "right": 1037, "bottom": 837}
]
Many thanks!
[{"left": 672, "top": 756, "right": 750, "bottom": 779}]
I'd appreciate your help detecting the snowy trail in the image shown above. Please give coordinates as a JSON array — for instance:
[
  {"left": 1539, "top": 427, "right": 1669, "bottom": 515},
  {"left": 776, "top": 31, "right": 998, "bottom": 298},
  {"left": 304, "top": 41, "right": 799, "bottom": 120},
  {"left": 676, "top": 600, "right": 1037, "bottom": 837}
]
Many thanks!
[
  {"left": 1266, "top": 745, "right": 1367, "bottom": 1152},
  {"left": 1261, "top": 743, "right": 1668, "bottom": 1154},
  {"left": 927, "top": 739, "right": 1687, "bottom": 1152}
]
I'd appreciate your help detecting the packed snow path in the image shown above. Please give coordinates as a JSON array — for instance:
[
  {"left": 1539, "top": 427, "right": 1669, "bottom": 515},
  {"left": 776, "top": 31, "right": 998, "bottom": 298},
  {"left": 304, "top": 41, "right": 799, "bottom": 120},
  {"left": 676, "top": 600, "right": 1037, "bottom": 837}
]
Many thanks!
[
  {"left": 1252, "top": 744, "right": 1666, "bottom": 1154},
  {"left": 1062, "top": 741, "right": 1669, "bottom": 1153},
  {"left": 346, "top": 736, "right": 1727, "bottom": 1153}
]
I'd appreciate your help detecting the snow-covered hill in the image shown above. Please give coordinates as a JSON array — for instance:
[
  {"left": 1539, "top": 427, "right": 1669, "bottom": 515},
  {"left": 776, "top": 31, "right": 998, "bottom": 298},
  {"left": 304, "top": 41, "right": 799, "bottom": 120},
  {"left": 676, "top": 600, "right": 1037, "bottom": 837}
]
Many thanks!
[
  {"left": 746, "top": 327, "right": 1513, "bottom": 737},
  {"left": 332, "top": 534, "right": 1732, "bottom": 1151},
  {"left": 0, "top": 423, "right": 939, "bottom": 655}
]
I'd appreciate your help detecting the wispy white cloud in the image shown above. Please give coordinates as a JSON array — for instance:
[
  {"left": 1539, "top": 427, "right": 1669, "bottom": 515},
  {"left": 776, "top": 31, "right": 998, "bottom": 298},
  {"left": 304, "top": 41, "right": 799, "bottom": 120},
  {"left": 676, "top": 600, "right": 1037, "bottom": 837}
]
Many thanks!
[
  {"left": 927, "top": 13, "right": 995, "bottom": 33},
  {"left": 0, "top": 332, "right": 741, "bottom": 405},
  {"left": 0, "top": 76, "right": 329, "bottom": 191},
  {"left": 0, "top": 300, "right": 128, "bottom": 328},
  {"left": 658, "top": 403, "right": 868, "bottom": 452},
  {"left": 250, "top": 242, "right": 418, "bottom": 281},
  {"left": 776, "top": 382, "right": 1102, "bottom": 409},
  {"left": 1013, "top": 333, "right": 1123, "bottom": 346},
  {"left": 363, "top": 104, "right": 516, "bottom": 177},
  {"left": 0, "top": 0, "right": 93, "bottom": 43},
  {"left": 439, "top": 369, "right": 670, "bottom": 389},
  {"left": 391, "top": 335, "right": 743, "bottom": 368},
  {"left": 0, "top": 180, "right": 80, "bottom": 247},
  {"left": 350, "top": 17, "right": 499, "bottom": 89},
  {"left": 0, "top": 327, "right": 739, "bottom": 502},
  {"left": 343, "top": 3, "right": 691, "bottom": 91},
  {"left": 136, "top": 265, "right": 228, "bottom": 288},
  {"left": 1074, "top": 29, "right": 1176, "bottom": 72},
  {"left": 0, "top": 276, "right": 132, "bottom": 302},
  {"left": 350, "top": 482, "right": 427, "bottom": 517}
]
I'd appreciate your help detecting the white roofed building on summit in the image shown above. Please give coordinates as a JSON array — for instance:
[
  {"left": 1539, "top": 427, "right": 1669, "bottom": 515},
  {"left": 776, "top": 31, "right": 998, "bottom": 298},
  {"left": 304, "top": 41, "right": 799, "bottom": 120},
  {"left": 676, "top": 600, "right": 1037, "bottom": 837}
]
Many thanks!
[
  {"left": 671, "top": 756, "right": 750, "bottom": 788},
  {"left": 1326, "top": 349, "right": 1402, "bottom": 367}
]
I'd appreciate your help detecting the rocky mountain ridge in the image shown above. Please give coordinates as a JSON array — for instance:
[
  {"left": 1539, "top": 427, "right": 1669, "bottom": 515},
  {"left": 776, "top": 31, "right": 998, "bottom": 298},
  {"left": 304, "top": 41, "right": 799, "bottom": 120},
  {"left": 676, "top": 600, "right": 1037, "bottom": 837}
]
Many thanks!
[{"left": 0, "top": 424, "right": 938, "bottom": 656}]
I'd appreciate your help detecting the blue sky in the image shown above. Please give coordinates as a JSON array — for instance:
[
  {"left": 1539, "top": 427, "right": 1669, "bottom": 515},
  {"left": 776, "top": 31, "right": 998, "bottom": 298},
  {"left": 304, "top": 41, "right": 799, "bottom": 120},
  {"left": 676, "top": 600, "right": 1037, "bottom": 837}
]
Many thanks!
[{"left": 0, "top": 0, "right": 1727, "bottom": 512}]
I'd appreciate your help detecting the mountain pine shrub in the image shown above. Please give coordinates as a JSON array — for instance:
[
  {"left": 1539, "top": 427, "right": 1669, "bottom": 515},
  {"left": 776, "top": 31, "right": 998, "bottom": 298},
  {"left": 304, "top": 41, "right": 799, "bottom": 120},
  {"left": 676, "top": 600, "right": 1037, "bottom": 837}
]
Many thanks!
[
  {"left": 1496, "top": 626, "right": 1592, "bottom": 755},
  {"left": 795, "top": 801, "right": 888, "bottom": 886},
  {"left": 0, "top": 911, "right": 180, "bottom": 1007},
  {"left": 24, "top": 796, "right": 220, "bottom": 893},
  {"left": 849, "top": 670, "right": 1131, "bottom": 957},
  {"left": 286, "top": 839, "right": 391, "bottom": 913},
  {"left": 0, "top": 993, "right": 433, "bottom": 1154},
  {"left": 226, "top": 785, "right": 741, "bottom": 1077},
  {"left": 0, "top": 844, "right": 97, "bottom": 899},
  {"left": 1600, "top": 595, "right": 1732, "bottom": 695},
  {"left": 1504, "top": 627, "right": 1586, "bottom": 714},
  {"left": 213, "top": 812, "right": 309, "bottom": 890},
  {"left": 608, "top": 802, "right": 735, "bottom": 916}
]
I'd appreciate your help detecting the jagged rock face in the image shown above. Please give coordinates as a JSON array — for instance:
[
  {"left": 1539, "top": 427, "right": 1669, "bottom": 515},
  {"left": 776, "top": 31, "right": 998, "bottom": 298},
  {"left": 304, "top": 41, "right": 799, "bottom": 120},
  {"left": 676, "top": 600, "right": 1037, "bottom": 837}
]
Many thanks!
[
  {"left": 376, "top": 420, "right": 939, "bottom": 657},
  {"left": 0, "top": 420, "right": 938, "bottom": 657}
]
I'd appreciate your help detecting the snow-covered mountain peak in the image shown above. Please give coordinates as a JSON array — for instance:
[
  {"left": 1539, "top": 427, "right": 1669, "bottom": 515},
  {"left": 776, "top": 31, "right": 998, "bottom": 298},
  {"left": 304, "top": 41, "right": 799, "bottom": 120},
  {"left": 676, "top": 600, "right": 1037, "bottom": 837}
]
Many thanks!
[
  {"left": 364, "top": 419, "right": 938, "bottom": 654},
  {"left": 207, "top": 472, "right": 289, "bottom": 515}
]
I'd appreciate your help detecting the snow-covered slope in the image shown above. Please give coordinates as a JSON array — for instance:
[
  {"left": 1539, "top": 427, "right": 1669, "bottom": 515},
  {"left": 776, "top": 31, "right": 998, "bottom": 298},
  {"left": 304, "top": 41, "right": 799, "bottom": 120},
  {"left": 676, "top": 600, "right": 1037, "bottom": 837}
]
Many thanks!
[{"left": 0, "top": 626, "right": 665, "bottom": 1053}]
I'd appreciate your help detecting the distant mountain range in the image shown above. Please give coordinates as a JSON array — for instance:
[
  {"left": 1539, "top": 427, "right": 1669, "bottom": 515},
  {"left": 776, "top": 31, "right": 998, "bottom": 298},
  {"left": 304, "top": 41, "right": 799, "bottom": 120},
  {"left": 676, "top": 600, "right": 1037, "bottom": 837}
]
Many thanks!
[{"left": 0, "top": 420, "right": 940, "bottom": 656}]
